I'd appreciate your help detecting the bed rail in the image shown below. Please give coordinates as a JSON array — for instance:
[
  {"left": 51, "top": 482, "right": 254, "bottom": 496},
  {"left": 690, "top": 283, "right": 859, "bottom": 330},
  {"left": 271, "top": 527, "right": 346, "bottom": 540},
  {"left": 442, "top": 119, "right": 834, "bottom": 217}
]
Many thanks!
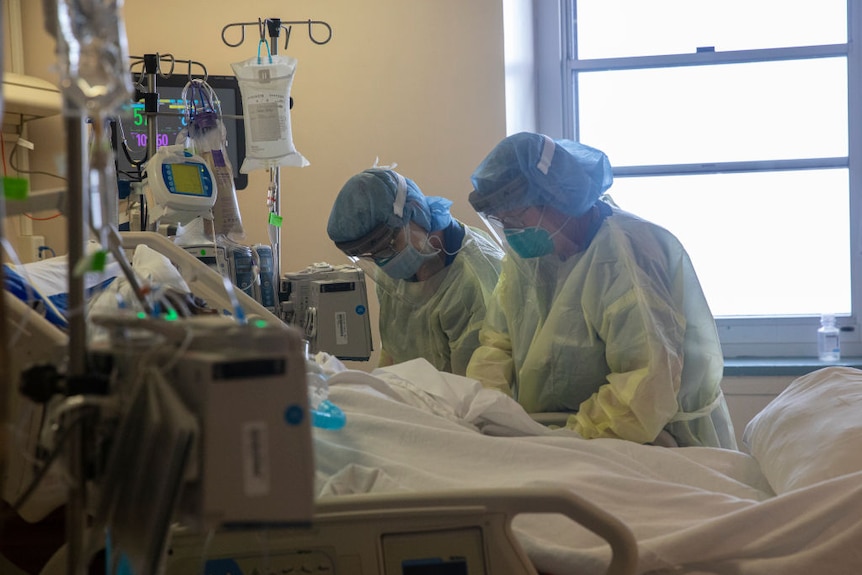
[
  {"left": 165, "top": 487, "right": 638, "bottom": 575},
  {"left": 119, "top": 231, "right": 276, "bottom": 321},
  {"left": 317, "top": 487, "right": 639, "bottom": 575}
]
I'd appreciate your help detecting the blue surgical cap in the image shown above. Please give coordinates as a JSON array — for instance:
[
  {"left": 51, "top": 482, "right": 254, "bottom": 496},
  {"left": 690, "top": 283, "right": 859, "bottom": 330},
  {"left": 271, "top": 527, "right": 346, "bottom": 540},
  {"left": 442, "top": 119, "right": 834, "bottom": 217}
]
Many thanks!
[
  {"left": 469, "top": 132, "right": 613, "bottom": 217},
  {"left": 327, "top": 168, "right": 454, "bottom": 243}
]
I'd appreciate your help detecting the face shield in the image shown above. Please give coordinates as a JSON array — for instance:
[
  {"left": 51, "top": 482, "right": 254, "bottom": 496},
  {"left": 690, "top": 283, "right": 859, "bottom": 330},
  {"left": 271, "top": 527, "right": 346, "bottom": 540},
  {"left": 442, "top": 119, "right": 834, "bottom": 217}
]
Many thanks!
[
  {"left": 469, "top": 175, "right": 537, "bottom": 254},
  {"left": 334, "top": 222, "right": 402, "bottom": 263},
  {"left": 338, "top": 223, "right": 443, "bottom": 282},
  {"left": 469, "top": 175, "right": 530, "bottom": 217},
  {"left": 470, "top": 173, "right": 528, "bottom": 228},
  {"left": 333, "top": 223, "right": 400, "bottom": 283},
  {"left": 332, "top": 168, "right": 409, "bottom": 272}
]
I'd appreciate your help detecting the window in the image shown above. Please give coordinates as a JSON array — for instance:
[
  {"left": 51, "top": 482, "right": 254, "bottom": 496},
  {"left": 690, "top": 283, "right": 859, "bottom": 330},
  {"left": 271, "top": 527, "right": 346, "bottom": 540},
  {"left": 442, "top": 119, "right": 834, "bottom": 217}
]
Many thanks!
[{"left": 537, "top": 0, "right": 862, "bottom": 358}]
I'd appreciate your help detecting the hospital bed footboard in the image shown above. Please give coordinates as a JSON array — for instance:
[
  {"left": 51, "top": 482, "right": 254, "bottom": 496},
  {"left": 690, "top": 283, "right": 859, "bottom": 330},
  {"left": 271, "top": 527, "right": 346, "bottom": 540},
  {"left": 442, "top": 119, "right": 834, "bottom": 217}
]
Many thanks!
[{"left": 165, "top": 487, "right": 638, "bottom": 575}]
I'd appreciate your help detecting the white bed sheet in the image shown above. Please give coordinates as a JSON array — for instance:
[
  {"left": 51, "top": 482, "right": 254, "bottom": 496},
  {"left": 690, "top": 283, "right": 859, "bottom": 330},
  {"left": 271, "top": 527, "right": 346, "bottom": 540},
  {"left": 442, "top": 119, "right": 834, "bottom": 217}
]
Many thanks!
[{"left": 312, "top": 359, "right": 862, "bottom": 575}]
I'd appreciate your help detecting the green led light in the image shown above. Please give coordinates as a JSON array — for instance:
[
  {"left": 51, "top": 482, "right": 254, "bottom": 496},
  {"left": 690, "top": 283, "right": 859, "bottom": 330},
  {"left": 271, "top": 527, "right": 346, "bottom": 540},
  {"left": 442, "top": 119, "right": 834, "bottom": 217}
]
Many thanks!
[
  {"left": 137, "top": 311, "right": 146, "bottom": 319},
  {"left": 254, "top": 319, "right": 268, "bottom": 328},
  {"left": 165, "top": 309, "right": 179, "bottom": 321}
]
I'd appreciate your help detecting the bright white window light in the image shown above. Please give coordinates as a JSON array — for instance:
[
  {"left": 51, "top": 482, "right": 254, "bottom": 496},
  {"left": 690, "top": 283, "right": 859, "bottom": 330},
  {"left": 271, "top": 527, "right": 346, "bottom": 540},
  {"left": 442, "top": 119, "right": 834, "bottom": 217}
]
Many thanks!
[
  {"left": 575, "top": 0, "right": 846, "bottom": 59},
  {"left": 607, "top": 170, "right": 850, "bottom": 317}
]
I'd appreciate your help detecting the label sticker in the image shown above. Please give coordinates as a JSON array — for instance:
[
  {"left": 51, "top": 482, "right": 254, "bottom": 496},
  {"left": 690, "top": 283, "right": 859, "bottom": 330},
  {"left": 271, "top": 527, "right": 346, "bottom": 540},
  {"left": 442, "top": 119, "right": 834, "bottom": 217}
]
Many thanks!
[
  {"left": 241, "top": 421, "right": 271, "bottom": 496},
  {"left": 268, "top": 212, "right": 283, "bottom": 227},
  {"left": 335, "top": 311, "right": 348, "bottom": 344}
]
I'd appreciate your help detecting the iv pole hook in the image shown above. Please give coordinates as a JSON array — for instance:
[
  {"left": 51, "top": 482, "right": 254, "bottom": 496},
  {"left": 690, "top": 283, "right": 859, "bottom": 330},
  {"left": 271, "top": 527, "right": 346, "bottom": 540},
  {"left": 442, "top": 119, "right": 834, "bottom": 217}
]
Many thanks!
[{"left": 221, "top": 22, "right": 247, "bottom": 48}]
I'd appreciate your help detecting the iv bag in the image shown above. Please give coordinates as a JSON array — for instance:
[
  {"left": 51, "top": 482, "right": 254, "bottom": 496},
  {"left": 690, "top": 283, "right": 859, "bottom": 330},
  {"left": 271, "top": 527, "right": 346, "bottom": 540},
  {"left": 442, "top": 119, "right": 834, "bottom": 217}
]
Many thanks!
[
  {"left": 230, "top": 55, "right": 309, "bottom": 172},
  {"left": 179, "top": 80, "right": 246, "bottom": 240},
  {"left": 48, "top": 0, "right": 133, "bottom": 116}
]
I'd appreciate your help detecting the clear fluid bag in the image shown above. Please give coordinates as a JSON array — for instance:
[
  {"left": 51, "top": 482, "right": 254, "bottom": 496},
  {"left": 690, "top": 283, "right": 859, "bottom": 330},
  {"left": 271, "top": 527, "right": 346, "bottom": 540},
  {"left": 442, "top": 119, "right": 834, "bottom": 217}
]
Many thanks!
[
  {"left": 49, "top": 0, "right": 133, "bottom": 117},
  {"left": 230, "top": 54, "right": 309, "bottom": 172}
]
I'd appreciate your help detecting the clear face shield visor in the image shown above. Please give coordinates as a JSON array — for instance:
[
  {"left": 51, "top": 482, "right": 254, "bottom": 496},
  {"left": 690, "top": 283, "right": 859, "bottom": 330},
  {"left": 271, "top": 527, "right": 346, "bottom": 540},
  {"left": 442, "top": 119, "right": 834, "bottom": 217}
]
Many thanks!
[
  {"left": 334, "top": 223, "right": 403, "bottom": 279},
  {"left": 335, "top": 168, "right": 423, "bottom": 280},
  {"left": 338, "top": 223, "right": 445, "bottom": 284},
  {"left": 470, "top": 176, "right": 533, "bottom": 250}
]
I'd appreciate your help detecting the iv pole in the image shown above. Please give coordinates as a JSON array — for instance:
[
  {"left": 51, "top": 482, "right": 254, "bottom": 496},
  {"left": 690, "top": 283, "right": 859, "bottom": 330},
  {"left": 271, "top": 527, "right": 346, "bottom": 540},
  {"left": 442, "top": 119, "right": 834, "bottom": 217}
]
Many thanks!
[
  {"left": 220, "top": 17, "right": 332, "bottom": 285},
  {"left": 0, "top": 2, "right": 10, "bottom": 537},
  {"left": 63, "top": 105, "right": 89, "bottom": 575},
  {"left": 267, "top": 19, "right": 284, "bottom": 286}
]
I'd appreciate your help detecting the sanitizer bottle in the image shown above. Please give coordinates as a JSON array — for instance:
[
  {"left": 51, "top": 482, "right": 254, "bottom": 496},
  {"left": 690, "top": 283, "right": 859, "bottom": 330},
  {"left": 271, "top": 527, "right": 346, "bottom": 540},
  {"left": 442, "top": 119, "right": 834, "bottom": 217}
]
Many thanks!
[{"left": 817, "top": 314, "right": 841, "bottom": 361}]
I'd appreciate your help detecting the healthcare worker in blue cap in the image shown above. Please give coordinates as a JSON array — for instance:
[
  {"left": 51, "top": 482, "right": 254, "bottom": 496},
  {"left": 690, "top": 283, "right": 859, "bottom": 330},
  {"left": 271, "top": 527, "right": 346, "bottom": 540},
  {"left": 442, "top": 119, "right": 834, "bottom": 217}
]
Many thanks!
[
  {"left": 327, "top": 166, "right": 504, "bottom": 376},
  {"left": 466, "top": 132, "right": 736, "bottom": 449}
]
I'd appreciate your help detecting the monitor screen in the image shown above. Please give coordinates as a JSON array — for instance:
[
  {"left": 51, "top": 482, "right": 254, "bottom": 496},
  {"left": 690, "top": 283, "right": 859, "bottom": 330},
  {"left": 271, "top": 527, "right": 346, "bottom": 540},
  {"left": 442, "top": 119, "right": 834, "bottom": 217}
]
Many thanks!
[
  {"left": 166, "top": 163, "right": 207, "bottom": 196},
  {"left": 112, "top": 74, "right": 247, "bottom": 190}
]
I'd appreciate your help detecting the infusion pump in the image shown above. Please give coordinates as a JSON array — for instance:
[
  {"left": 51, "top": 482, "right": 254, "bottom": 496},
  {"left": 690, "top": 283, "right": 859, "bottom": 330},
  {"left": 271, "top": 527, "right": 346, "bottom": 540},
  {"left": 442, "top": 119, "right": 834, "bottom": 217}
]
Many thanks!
[{"left": 280, "top": 263, "right": 373, "bottom": 361}]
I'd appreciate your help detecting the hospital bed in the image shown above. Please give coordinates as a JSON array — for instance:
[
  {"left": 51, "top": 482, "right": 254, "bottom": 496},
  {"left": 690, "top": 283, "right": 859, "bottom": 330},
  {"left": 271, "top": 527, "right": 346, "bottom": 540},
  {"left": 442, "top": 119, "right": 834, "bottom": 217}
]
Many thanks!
[
  {"left": 7, "top": 238, "right": 862, "bottom": 575},
  {"left": 4, "top": 233, "right": 639, "bottom": 575},
  {"left": 161, "top": 359, "right": 862, "bottom": 575},
  {"left": 4, "top": 230, "right": 633, "bottom": 574}
]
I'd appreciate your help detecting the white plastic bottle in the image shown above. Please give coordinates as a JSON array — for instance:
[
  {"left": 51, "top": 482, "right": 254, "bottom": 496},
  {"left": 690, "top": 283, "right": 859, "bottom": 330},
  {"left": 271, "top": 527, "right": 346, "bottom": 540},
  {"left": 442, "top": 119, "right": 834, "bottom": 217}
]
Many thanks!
[{"left": 817, "top": 314, "right": 841, "bottom": 361}]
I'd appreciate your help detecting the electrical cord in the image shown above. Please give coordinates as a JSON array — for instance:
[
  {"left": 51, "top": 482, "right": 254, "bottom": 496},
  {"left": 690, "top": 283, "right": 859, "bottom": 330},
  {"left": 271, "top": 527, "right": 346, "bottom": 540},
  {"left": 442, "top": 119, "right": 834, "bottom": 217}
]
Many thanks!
[{"left": 8, "top": 143, "right": 66, "bottom": 183}]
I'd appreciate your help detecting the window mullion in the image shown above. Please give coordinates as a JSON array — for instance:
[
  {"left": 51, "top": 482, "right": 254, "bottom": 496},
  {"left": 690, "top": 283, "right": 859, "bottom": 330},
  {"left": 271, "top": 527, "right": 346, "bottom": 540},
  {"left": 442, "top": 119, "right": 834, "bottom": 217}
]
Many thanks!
[
  {"left": 614, "top": 158, "right": 848, "bottom": 178},
  {"left": 568, "top": 44, "right": 848, "bottom": 73},
  {"left": 846, "top": 0, "right": 862, "bottom": 344}
]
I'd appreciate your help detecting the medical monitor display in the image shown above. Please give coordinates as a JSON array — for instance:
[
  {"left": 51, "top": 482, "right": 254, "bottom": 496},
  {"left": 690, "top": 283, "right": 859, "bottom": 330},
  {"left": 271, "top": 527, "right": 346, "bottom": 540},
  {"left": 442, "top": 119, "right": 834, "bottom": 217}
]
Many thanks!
[
  {"left": 167, "top": 163, "right": 206, "bottom": 195},
  {"left": 112, "top": 74, "right": 247, "bottom": 190}
]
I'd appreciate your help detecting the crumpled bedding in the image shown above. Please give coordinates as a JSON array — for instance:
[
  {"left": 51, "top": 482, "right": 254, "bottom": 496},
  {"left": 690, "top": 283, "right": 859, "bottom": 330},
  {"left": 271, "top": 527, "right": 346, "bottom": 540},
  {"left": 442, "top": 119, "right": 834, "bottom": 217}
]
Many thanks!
[{"left": 312, "top": 358, "right": 862, "bottom": 575}]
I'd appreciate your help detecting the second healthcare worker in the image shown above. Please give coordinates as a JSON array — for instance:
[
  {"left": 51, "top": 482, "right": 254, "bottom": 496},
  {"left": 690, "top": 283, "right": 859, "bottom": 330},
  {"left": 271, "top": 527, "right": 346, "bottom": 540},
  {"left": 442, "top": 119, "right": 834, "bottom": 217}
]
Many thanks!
[
  {"left": 465, "top": 132, "right": 736, "bottom": 449},
  {"left": 327, "top": 166, "right": 504, "bottom": 376}
]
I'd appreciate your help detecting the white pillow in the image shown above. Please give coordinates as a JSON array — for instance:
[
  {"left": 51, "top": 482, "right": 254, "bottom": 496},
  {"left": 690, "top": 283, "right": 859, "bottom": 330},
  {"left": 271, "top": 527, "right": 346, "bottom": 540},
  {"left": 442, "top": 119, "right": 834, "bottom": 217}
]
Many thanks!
[{"left": 742, "top": 366, "right": 862, "bottom": 494}]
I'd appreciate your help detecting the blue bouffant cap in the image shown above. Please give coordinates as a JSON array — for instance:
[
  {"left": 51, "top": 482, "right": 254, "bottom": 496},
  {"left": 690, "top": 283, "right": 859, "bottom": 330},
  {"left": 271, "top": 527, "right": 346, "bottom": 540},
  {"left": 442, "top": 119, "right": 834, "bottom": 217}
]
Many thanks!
[
  {"left": 327, "top": 168, "right": 453, "bottom": 243},
  {"left": 469, "top": 132, "right": 613, "bottom": 217}
]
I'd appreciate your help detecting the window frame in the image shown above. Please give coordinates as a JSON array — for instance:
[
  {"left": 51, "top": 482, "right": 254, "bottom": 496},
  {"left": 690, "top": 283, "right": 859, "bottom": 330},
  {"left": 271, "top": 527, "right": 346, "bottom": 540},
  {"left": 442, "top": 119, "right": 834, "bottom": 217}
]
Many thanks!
[{"left": 536, "top": 0, "right": 862, "bottom": 358}]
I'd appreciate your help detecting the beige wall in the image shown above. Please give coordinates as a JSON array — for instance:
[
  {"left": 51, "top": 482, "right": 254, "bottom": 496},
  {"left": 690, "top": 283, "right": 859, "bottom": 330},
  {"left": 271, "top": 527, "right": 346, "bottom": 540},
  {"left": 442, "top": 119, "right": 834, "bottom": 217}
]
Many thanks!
[{"left": 7, "top": 0, "right": 508, "bottom": 369}]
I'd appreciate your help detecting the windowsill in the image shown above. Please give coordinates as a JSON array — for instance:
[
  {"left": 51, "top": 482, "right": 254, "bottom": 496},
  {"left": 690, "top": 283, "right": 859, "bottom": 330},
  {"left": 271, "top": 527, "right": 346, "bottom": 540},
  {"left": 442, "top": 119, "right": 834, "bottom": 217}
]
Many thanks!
[{"left": 723, "top": 357, "right": 862, "bottom": 377}]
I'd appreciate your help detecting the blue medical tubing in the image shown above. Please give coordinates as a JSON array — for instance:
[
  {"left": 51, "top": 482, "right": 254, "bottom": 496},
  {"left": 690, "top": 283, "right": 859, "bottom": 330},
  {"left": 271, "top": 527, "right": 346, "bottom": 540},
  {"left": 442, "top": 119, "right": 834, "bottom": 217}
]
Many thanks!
[{"left": 257, "top": 39, "right": 273, "bottom": 64}]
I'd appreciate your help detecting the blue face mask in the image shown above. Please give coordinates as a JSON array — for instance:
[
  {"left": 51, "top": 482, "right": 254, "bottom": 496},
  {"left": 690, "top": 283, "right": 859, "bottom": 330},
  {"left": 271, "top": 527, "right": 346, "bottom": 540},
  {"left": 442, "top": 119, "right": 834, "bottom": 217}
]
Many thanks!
[
  {"left": 379, "top": 243, "right": 439, "bottom": 280},
  {"left": 504, "top": 227, "right": 555, "bottom": 258}
]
